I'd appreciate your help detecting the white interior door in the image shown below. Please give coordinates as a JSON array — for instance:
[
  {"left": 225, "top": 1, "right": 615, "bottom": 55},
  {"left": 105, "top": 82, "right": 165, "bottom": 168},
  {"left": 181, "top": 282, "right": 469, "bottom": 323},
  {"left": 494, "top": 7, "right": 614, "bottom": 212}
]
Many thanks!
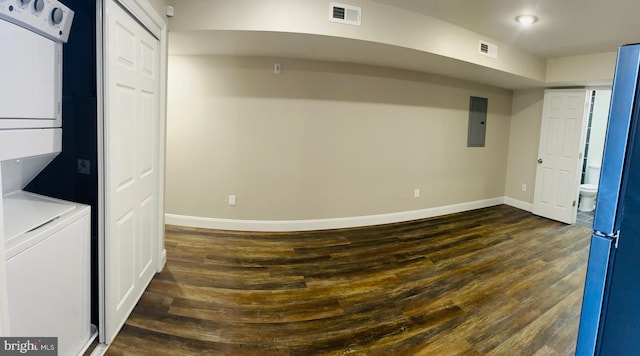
[
  {"left": 533, "top": 89, "right": 588, "bottom": 224},
  {"left": 103, "top": 0, "right": 160, "bottom": 343}
]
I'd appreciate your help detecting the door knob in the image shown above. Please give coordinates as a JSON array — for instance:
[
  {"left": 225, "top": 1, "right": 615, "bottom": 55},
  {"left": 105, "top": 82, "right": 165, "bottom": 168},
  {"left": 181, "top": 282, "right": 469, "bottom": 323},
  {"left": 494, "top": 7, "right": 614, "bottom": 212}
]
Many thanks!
[{"left": 538, "top": 159, "right": 543, "bottom": 164}]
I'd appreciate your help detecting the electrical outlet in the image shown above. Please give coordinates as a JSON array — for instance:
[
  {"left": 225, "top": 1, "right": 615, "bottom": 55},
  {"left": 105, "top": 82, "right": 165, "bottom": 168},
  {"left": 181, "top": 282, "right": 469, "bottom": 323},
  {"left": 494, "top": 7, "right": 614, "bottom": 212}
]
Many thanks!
[
  {"left": 274, "top": 63, "right": 281, "bottom": 74},
  {"left": 77, "top": 159, "right": 90, "bottom": 175},
  {"left": 521, "top": 184, "right": 527, "bottom": 192},
  {"left": 228, "top": 195, "right": 236, "bottom": 206},
  {"left": 414, "top": 189, "right": 420, "bottom": 198}
]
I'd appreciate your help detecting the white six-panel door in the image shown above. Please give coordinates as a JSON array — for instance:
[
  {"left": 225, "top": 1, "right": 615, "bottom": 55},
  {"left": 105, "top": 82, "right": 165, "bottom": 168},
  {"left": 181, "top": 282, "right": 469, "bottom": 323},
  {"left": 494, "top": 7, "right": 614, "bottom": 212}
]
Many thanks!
[
  {"left": 103, "top": 0, "right": 159, "bottom": 343},
  {"left": 533, "top": 89, "right": 589, "bottom": 224}
]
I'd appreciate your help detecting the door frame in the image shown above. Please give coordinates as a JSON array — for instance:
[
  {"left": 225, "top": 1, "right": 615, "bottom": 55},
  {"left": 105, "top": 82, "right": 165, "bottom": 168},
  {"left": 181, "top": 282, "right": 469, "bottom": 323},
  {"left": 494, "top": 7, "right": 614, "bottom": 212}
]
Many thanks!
[
  {"left": 574, "top": 86, "right": 613, "bottom": 217},
  {"left": 0, "top": 172, "right": 9, "bottom": 335},
  {"left": 96, "top": 0, "right": 167, "bottom": 344}
]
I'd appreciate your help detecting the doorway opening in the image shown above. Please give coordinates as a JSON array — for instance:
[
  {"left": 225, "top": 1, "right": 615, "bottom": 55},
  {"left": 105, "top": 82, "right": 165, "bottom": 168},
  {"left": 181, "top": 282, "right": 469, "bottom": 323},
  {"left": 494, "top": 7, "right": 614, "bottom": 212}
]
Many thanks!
[{"left": 576, "top": 88, "right": 612, "bottom": 228}]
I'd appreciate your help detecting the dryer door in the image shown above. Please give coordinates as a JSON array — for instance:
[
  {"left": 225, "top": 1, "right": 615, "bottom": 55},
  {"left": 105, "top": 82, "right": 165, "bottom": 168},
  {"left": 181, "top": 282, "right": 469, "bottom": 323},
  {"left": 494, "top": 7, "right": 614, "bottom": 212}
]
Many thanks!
[{"left": 0, "top": 19, "right": 61, "bottom": 127}]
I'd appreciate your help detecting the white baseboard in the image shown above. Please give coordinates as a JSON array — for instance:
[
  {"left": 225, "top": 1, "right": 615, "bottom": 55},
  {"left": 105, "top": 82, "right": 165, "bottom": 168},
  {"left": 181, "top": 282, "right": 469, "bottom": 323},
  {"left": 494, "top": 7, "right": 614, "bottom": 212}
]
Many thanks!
[
  {"left": 503, "top": 197, "right": 533, "bottom": 212},
  {"left": 165, "top": 197, "right": 506, "bottom": 232}
]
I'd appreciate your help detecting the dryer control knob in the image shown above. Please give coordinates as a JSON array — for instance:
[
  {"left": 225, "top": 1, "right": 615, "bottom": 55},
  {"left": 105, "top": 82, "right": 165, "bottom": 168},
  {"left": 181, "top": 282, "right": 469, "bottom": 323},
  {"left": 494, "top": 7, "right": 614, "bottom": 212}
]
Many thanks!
[
  {"left": 20, "top": 0, "right": 31, "bottom": 4},
  {"left": 51, "top": 7, "right": 64, "bottom": 24},
  {"left": 34, "top": 0, "right": 44, "bottom": 12}
]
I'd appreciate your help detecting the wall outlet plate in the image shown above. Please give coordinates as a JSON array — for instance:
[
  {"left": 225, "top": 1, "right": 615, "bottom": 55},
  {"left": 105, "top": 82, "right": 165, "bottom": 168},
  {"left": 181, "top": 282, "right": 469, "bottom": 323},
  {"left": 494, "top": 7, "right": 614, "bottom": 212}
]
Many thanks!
[{"left": 77, "top": 159, "right": 90, "bottom": 175}]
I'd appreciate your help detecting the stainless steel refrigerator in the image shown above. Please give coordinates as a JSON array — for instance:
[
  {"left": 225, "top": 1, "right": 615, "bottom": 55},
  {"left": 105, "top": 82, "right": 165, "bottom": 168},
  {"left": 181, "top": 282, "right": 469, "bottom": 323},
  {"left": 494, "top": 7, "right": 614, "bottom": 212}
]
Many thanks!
[{"left": 576, "top": 43, "right": 640, "bottom": 355}]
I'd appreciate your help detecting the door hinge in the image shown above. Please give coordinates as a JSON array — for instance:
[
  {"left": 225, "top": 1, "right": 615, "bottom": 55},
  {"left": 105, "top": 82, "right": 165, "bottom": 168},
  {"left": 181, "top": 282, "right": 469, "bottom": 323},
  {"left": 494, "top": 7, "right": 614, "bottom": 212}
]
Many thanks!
[{"left": 573, "top": 200, "right": 576, "bottom": 207}]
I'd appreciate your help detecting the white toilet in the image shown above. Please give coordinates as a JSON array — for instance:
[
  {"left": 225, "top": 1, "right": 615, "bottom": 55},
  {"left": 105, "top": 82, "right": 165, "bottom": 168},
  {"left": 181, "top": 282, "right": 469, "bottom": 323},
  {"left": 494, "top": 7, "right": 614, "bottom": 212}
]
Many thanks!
[{"left": 579, "top": 164, "right": 602, "bottom": 212}]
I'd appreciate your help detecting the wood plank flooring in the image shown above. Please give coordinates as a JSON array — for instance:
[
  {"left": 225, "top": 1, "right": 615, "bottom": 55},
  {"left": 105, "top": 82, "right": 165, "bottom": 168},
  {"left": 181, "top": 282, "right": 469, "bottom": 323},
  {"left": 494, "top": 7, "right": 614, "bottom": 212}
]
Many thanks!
[{"left": 105, "top": 205, "right": 591, "bottom": 355}]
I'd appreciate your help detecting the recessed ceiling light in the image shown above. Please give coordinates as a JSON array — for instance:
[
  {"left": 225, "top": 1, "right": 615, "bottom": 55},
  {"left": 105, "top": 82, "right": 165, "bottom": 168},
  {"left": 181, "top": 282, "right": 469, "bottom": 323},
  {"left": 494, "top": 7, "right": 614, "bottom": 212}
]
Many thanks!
[{"left": 515, "top": 15, "right": 539, "bottom": 26}]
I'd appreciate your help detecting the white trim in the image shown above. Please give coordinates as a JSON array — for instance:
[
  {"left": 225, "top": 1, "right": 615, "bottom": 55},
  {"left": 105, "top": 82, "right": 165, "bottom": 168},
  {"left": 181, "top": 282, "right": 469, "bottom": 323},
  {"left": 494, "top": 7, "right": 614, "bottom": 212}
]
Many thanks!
[
  {"left": 166, "top": 197, "right": 505, "bottom": 232},
  {"left": 0, "top": 169, "right": 9, "bottom": 335},
  {"left": 89, "top": 343, "right": 108, "bottom": 356},
  {"left": 155, "top": 8, "right": 168, "bottom": 275},
  {"left": 504, "top": 197, "right": 533, "bottom": 212},
  {"left": 115, "top": 0, "right": 163, "bottom": 38},
  {"left": 79, "top": 326, "right": 99, "bottom": 355},
  {"left": 96, "top": 0, "right": 106, "bottom": 343},
  {"left": 159, "top": 248, "right": 166, "bottom": 271}
]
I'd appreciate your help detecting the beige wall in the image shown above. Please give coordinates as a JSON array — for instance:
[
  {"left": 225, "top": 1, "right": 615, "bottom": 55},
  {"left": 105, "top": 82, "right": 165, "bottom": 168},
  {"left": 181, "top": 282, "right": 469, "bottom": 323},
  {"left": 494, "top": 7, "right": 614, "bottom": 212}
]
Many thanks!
[
  {"left": 504, "top": 89, "right": 544, "bottom": 204},
  {"left": 166, "top": 56, "right": 513, "bottom": 220},
  {"left": 546, "top": 52, "right": 616, "bottom": 87},
  {"left": 162, "top": 2, "right": 623, "bottom": 223}
]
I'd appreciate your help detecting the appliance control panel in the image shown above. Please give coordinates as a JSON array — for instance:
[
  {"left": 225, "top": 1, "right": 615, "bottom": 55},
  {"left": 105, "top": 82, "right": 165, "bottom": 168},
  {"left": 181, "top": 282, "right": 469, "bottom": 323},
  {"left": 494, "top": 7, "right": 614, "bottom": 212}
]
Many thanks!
[{"left": 0, "top": 0, "right": 74, "bottom": 43}]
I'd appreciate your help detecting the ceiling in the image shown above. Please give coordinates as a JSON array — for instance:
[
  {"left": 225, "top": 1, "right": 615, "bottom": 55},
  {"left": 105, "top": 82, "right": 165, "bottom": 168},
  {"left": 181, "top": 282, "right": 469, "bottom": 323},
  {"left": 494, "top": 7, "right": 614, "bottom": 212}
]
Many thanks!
[
  {"left": 168, "top": 1, "right": 640, "bottom": 89},
  {"left": 371, "top": 0, "right": 640, "bottom": 59}
]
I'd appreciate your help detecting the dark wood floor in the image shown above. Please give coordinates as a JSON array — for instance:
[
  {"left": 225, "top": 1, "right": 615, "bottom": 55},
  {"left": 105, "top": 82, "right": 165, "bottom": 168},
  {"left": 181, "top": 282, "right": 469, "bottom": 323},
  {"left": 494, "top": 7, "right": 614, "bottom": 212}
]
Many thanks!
[{"left": 105, "top": 205, "right": 591, "bottom": 355}]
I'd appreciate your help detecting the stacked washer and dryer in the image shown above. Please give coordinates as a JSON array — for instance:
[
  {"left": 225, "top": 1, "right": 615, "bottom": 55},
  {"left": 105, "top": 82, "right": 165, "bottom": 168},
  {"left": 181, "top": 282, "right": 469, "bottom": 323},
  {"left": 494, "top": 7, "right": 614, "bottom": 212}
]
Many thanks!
[{"left": 0, "top": 0, "right": 94, "bottom": 355}]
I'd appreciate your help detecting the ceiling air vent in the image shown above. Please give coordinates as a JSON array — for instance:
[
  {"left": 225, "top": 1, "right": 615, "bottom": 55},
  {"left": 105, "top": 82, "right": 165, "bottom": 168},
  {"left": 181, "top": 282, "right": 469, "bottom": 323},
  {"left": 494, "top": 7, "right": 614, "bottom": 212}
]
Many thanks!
[
  {"left": 329, "top": 2, "right": 361, "bottom": 26},
  {"left": 479, "top": 40, "right": 498, "bottom": 59}
]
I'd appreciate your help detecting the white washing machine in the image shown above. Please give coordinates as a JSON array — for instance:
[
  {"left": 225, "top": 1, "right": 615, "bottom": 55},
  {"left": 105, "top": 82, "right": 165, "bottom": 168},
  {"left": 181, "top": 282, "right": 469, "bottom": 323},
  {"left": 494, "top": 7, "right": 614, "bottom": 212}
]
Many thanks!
[
  {"left": 0, "top": 1, "right": 94, "bottom": 355},
  {"left": 3, "top": 192, "right": 91, "bottom": 356}
]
